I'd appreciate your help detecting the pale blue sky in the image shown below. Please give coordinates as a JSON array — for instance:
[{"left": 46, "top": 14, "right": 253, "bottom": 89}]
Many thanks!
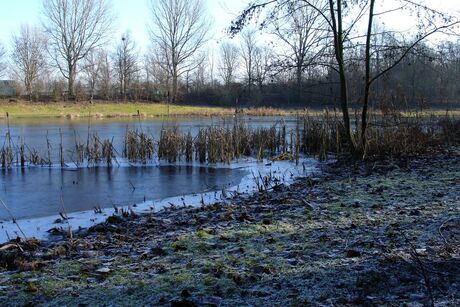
[
  {"left": 1, "top": 0, "right": 458, "bottom": 54},
  {"left": 0, "top": 0, "right": 249, "bottom": 51}
]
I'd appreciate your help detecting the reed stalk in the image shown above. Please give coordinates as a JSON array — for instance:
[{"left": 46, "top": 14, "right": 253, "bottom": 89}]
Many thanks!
[{"left": 0, "top": 198, "right": 27, "bottom": 240}]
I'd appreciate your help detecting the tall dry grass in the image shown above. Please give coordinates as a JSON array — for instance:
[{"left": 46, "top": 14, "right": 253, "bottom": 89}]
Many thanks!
[{"left": 1, "top": 111, "right": 459, "bottom": 168}]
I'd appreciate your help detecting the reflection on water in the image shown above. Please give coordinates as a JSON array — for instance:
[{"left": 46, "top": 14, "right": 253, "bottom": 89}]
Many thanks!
[{"left": 0, "top": 165, "right": 246, "bottom": 220}]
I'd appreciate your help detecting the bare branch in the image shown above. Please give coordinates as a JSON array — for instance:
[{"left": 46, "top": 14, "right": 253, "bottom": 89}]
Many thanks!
[
  {"left": 113, "top": 32, "right": 139, "bottom": 100},
  {"left": 42, "top": 0, "right": 113, "bottom": 97},
  {"left": 148, "top": 0, "right": 211, "bottom": 103},
  {"left": 370, "top": 21, "right": 460, "bottom": 85},
  {"left": 218, "top": 42, "right": 240, "bottom": 86},
  {"left": 0, "top": 42, "right": 6, "bottom": 78},
  {"left": 11, "top": 24, "right": 48, "bottom": 99}
]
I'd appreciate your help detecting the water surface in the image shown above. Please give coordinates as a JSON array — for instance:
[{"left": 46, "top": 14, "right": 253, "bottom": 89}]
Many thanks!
[
  {"left": 0, "top": 116, "right": 300, "bottom": 162},
  {"left": 0, "top": 164, "right": 246, "bottom": 220},
  {"left": 0, "top": 116, "right": 297, "bottom": 221}
]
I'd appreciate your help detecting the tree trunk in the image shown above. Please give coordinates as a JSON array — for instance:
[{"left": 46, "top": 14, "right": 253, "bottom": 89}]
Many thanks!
[
  {"left": 172, "top": 69, "right": 178, "bottom": 104},
  {"left": 338, "top": 64, "right": 354, "bottom": 150},
  {"left": 68, "top": 76, "right": 74, "bottom": 98},
  {"left": 123, "top": 77, "right": 127, "bottom": 101},
  {"left": 296, "top": 65, "right": 302, "bottom": 103},
  {"left": 25, "top": 77, "right": 32, "bottom": 101},
  {"left": 248, "top": 57, "right": 252, "bottom": 100},
  {"left": 329, "top": 0, "right": 356, "bottom": 152},
  {"left": 361, "top": 0, "right": 376, "bottom": 154},
  {"left": 68, "top": 62, "right": 75, "bottom": 99}
]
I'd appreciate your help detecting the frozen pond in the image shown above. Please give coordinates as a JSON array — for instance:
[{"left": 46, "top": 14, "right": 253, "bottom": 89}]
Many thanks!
[
  {"left": 0, "top": 116, "right": 316, "bottom": 242},
  {"left": 0, "top": 115, "right": 301, "bottom": 163},
  {"left": 0, "top": 164, "right": 246, "bottom": 220}
]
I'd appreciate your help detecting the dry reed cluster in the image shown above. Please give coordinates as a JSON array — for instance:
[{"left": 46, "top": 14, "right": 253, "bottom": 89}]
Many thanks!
[
  {"left": 124, "top": 130, "right": 154, "bottom": 163},
  {"left": 1, "top": 112, "right": 459, "bottom": 168}
]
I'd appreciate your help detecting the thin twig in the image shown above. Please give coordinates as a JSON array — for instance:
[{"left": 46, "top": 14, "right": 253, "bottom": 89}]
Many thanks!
[
  {"left": 409, "top": 245, "right": 435, "bottom": 307},
  {"left": 60, "top": 192, "right": 73, "bottom": 241},
  {"left": 0, "top": 199, "right": 27, "bottom": 240}
]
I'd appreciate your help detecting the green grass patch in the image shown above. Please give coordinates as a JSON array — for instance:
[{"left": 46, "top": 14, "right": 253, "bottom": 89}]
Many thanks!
[
  {"left": 0, "top": 101, "right": 232, "bottom": 118},
  {"left": 0, "top": 100, "right": 304, "bottom": 118}
]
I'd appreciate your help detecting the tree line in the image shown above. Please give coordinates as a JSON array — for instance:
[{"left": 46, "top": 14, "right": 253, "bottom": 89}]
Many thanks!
[{"left": 0, "top": 0, "right": 459, "bottom": 113}]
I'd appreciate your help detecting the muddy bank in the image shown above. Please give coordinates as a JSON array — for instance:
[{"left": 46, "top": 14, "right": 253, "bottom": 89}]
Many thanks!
[{"left": 0, "top": 149, "right": 459, "bottom": 306}]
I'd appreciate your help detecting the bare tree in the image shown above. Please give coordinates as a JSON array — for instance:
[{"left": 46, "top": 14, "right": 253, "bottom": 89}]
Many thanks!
[
  {"left": 113, "top": 32, "right": 139, "bottom": 100},
  {"left": 146, "top": 52, "right": 169, "bottom": 90},
  {"left": 268, "top": 0, "right": 327, "bottom": 100},
  {"left": 143, "top": 54, "right": 153, "bottom": 99},
  {"left": 42, "top": 0, "right": 113, "bottom": 98},
  {"left": 188, "top": 52, "right": 207, "bottom": 91},
  {"left": 0, "top": 42, "right": 6, "bottom": 78},
  {"left": 231, "top": 0, "right": 460, "bottom": 153},
  {"left": 149, "top": 0, "right": 211, "bottom": 104},
  {"left": 218, "top": 42, "right": 240, "bottom": 86},
  {"left": 97, "top": 50, "right": 112, "bottom": 100},
  {"left": 11, "top": 25, "right": 48, "bottom": 100},
  {"left": 209, "top": 49, "right": 215, "bottom": 87},
  {"left": 240, "top": 28, "right": 258, "bottom": 98},
  {"left": 82, "top": 48, "right": 106, "bottom": 100},
  {"left": 253, "top": 46, "right": 273, "bottom": 89}
]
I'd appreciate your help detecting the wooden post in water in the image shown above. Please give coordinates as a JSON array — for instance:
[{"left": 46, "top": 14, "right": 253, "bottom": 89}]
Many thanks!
[
  {"left": 59, "top": 129, "right": 65, "bottom": 168},
  {"left": 46, "top": 130, "right": 52, "bottom": 167}
]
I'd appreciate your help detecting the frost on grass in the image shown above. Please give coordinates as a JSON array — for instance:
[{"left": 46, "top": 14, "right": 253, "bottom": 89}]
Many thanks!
[{"left": 0, "top": 151, "right": 459, "bottom": 306}]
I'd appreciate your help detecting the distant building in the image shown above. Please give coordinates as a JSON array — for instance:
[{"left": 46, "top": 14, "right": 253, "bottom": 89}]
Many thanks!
[{"left": 0, "top": 80, "right": 19, "bottom": 97}]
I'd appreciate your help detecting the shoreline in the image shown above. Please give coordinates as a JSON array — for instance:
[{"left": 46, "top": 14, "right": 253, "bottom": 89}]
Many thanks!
[
  {"left": 0, "top": 101, "right": 304, "bottom": 119},
  {"left": 1, "top": 100, "right": 459, "bottom": 119},
  {"left": 0, "top": 158, "right": 317, "bottom": 244},
  {"left": 0, "top": 149, "right": 458, "bottom": 305}
]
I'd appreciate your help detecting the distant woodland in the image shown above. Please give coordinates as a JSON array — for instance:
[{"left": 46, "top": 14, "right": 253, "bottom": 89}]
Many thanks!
[{"left": 0, "top": 0, "right": 459, "bottom": 111}]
